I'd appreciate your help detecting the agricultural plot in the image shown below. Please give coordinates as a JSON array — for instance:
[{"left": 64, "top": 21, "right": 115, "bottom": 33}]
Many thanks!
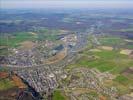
[
  {"left": 99, "top": 36, "right": 124, "bottom": 46},
  {"left": 74, "top": 50, "right": 132, "bottom": 73},
  {"left": 99, "top": 35, "right": 133, "bottom": 49},
  {"left": 0, "top": 32, "right": 37, "bottom": 47},
  {"left": 67, "top": 48, "right": 133, "bottom": 95},
  {"left": 66, "top": 35, "right": 133, "bottom": 95},
  {"left": 0, "top": 29, "right": 63, "bottom": 49},
  {"left": 115, "top": 28, "right": 133, "bottom": 33},
  {"left": 53, "top": 90, "right": 67, "bottom": 100},
  {"left": 36, "top": 28, "right": 61, "bottom": 41},
  {"left": 45, "top": 48, "right": 67, "bottom": 64},
  {"left": 0, "top": 78, "right": 15, "bottom": 91}
]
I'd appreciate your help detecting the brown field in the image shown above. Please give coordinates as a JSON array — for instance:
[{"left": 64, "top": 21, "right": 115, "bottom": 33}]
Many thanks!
[
  {"left": 0, "top": 87, "right": 19, "bottom": 100},
  {"left": 99, "top": 46, "right": 113, "bottom": 51},
  {"left": 59, "top": 30, "right": 69, "bottom": 34},
  {"left": 45, "top": 48, "right": 67, "bottom": 64},
  {"left": 0, "top": 87, "right": 33, "bottom": 100},
  {"left": 72, "top": 88, "right": 89, "bottom": 96},
  {"left": 89, "top": 49, "right": 101, "bottom": 52},
  {"left": 29, "top": 32, "right": 37, "bottom": 36},
  {"left": 19, "top": 41, "right": 36, "bottom": 50},
  {"left": 122, "top": 67, "right": 133, "bottom": 77},
  {"left": 129, "top": 53, "right": 133, "bottom": 58},
  {"left": 0, "top": 72, "right": 9, "bottom": 79},
  {"left": 120, "top": 49, "right": 133, "bottom": 55},
  {"left": 12, "top": 75, "right": 26, "bottom": 89},
  {"left": 99, "top": 95, "right": 107, "bottom": 100},
  {"left": 0, "top": 46, "right": 8, "bottom": 49}
]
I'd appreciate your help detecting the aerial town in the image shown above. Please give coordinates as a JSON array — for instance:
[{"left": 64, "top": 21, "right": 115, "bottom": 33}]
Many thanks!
[{"left": 0, "top": 1, "right": 133, "bottom": 100}]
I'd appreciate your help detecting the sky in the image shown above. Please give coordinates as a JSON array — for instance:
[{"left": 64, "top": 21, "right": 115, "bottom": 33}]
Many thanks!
[{"left": 1, "top": 0, "right": 133, "bottom": 9}]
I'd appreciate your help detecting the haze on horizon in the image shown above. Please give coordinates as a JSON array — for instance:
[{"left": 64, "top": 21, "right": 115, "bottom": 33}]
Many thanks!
[{"left": 1, "top": 0, "right": 133, "bottom": 9}]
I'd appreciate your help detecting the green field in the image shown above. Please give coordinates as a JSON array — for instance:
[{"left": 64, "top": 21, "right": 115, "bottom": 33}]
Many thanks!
[
  {"left": 99, "top": 36, "right": 124, "bottom": 46},
  {"left": 112, "top": 74, "right": 133, "bottom": 94},
  {"left": 114, "top": 75, "right": 129, "bottom": 85},
  {"left": 99, "top": 35, "right": 133, "bottom": 49},
  {"left": 0, "top": 79, "right": 15, "bottom": 91},
  {"left": 66, "top": 48, "right": 133, "bottom": 95},
  {"left": 73, "top": 50, "right": 133, "bottom": 74},
  {"left": 0, "top": 32, "right": 37, "bottom": 47},
  {"left": 126, "top": 44, "right": 133, "bottom": 49},
  {"left": 0, "top": 48, "right": 8, "bottom": 55},
  {"left": 115, "top": 28, "right": 133, "bottom": 32},
  {"left": 52, "top": 90, "right": 66, "bottom": 100},
  {"left": 36, "top": 28, "right": 60, "bottom": 41},
  {"left": 0, "top": 29, "right": 60, "bottom": 48}
]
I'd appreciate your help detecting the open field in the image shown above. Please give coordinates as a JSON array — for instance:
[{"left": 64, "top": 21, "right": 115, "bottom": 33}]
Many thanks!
[
  {"left": 99, "top": 46, "right": 113, "bottom": 51},
  {"left": 122, "top": 67, "right": 133, "bottom": 79},
  {"left": 67, "top": 47, "right": 133, "bottom": 95},
  {"left": 115, "top": 28, "right": 133, "bottom": 33},
  {"left": 12, "top": 75, "right": 27, "bottom": 89},
  {"left": 89, "top": 49, "right": 101, "bottom": 52},
  {"left": 99, "top": 36, "right": 124, "bottom": 46},
  {"left": 53, "top": 90, "right": 67, "bottom": 100},
  {"left": 0, "top": 78, "right": 15, "bottom": 91},
  {"left": 0, "top": 47, "right": 8, "bottom": 55},
  {"left": 0, "top": 32, "right": 37, "bottom": 47},
  {"left": 45, "top": 48, "right": 67, "bottom": 64},
  {"left": 114, "top": 75, "right": 129, "bottom": 85},
  {"left": 72, "top": 50, "right": 133, "bottom": 73},
  {"left": 99, "top": 35, "right": 133, "bottom": 49},
  {"left": 36, "top": 28, "right": 60, "bottom": 41},
  {"left": 120, "top": 49, "right": 133, "bottom": 55},
  {"left": 127, "top": 45, "right": 133, "bottom": 49},
  {"left": 0, "top": 29, "right": 61, "bottom": 48},
  {"left": 0, "top": 72, "right": 9, "bottom": 79},
  {"left": 29, "top": 32, "right": 37, "bottom": 36},
  {"left": 19, "top": 41, "right": 36, "bottom": 50}
]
